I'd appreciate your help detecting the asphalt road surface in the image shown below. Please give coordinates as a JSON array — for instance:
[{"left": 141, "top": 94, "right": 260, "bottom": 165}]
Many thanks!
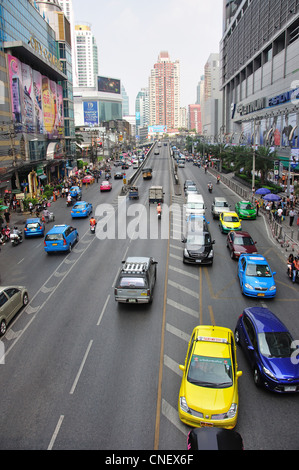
[{"left": 0, "top": 144, "right": 298, "bottom": 450}]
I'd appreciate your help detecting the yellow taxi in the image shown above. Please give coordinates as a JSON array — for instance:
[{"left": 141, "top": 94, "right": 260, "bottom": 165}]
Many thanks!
[
  {"left": 178, "top": 325, "right": 242, "bottom": 429},
  {"left": 219, "top": 211, "right": 242, "bottom": 234}
]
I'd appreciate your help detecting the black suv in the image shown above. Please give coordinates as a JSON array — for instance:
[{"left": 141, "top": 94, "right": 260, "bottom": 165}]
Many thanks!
[
  {"left": 182, "top": 218, "right": 215, "bottom": 265},
  {"left": 114, "top": 256, "right": 157, "bottom": 303}
]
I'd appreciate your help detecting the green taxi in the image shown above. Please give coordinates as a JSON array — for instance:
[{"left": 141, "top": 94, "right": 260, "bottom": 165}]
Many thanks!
[{"left": 235, "top": 201, "right": 257, "bottom": 220}]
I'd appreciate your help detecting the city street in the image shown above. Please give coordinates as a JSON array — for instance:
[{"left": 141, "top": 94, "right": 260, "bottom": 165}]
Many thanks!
[{"left": 0, "top": 145, "right": 298, "bottom": 450}]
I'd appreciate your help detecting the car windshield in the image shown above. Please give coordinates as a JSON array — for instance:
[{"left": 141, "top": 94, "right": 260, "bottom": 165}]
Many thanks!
[
  {"left": 187, "top": 203, "right": 204, "bottom": 210},
  {"left": 234, "top": 236, "right": 254, "bottom": 246},
  {"left": 187, "top": 355, "right": 233, "bottom": 388},
  {"left": 186, "top": 234, "right": 211, "bottom": 245},
  {"left": 45, "top": 233, "right": 63, "bottom": 241},
  {"left": 74, "top": 204, "right": 86, "bottom": 209},
  {"left": 216, "top": 201, "right": 229, "bottom": 207},
  {"left": 245, "top": 263, "right": 271, "bottom": 277},
  {"left": 258, "top": 332, "right": 296, "bottom": 358},
  {"left": 224, "top": 216, "right": 239, "bottom": 223},
  {"left": 27, "top": 223, "right": 40, "bottom": 229},
  {"left": 187, "top": 187, "right": 197, "bottom": 192},
  {"left": 241, "top": 203, "right": 253, "bottom": 210},
  {"left": 119, "top": 277, "right": 146, "bottom": 288}
]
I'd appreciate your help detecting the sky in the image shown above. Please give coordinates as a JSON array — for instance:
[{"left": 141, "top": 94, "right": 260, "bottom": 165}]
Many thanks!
[{"left": 71, "top": 0, "right": 223, "bottom": 115}]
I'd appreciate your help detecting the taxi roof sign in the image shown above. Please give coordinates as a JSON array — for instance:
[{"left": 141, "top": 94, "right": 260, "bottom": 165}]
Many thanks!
[{"left": 197, "top": 336, "right": 228, "bottom": 344}]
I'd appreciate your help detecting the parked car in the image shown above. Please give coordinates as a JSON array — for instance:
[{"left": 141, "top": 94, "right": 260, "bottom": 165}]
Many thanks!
[
  {"left": 227, "top": 231, "right": 258, "bottom": 259},
  {"left": 235, "top": 201, "right": 257, "bottom": 220},
  {"left": 235, "top": 307, "right": 299, "bottom": 392},
  {"left": 24, "top": 218, "right": 45, "bottom": 238},
  {"left": 71, "top": 201, "right": 92, "bottom": 218},
  {"left": 0, "top": 286, "right": 29, "bottom": 336},
  {"left": 114, "top": 256, "right": 157, "bottom": 304},
  {"left": 237, "top": 254, "right": 276, "bottom": 298},
  {"left": 44, "top": 224, "right": 79, "bottom": 254}
]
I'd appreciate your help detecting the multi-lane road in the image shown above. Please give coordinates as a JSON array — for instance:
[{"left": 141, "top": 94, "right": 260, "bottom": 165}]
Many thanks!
[{"left": 0, "top": 144, "right": 298, "bottom": 450}]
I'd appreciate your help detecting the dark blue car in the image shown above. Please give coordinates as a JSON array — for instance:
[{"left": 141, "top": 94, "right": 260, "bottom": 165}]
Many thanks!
[{"left": 235, "top": 307, "right": 299, "bottom": 393}]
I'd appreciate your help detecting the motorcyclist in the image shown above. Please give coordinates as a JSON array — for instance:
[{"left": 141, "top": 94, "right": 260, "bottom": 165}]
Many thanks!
[
  {"left": 217, "top": 175, "right": 220, "bottom": 184},
  {"left": 208, "top": 182, "right": 213, "bottom": 191},
  {"left": 12, "top": 226, "right": 22, "bottom": 241},
  {"left": 67, "top": 194, "right": 72, "bottom": 206},
  {"left": 157, "top": 203, "right": 162, "bottom": 216},
  {"left": 90, "top": 217, "right": 97, "bottom": 227}
]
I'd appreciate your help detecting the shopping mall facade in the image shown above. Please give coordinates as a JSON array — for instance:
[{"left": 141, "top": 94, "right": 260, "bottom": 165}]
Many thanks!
[
  {"left": 221, "top": 0, "right": 299, "bottom": 173},
  {"left": 0, "top": 0, "right": 75, "bottom": 198}
]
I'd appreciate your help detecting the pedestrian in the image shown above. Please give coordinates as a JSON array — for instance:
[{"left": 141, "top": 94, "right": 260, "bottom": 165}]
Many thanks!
[
  {"left": 61, "top": 187, "right": 65, "bottom": 198},
  {"left": 291, "top": 257, "right": 299, "bottom": 283},
  {"left": 277, "top": 207, "right": 283, "bottom": 223},
  {"left": 289, "top": 208, "right": 296, "bottom": 226},
  {"left": 255, "top": 199, "right": 259, "bottom": 216},
  {"left": 29, "top": 201, "right": 33, "bottom": 214},
  {"left": 4, "top": 209, "right": 10, "bottom": 224}
]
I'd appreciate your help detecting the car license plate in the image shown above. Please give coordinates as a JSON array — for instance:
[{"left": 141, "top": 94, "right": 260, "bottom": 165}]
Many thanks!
[
  {"left": 128, "top": 299, "right": 136, "bottom": 303},
  {"left": 196, "top": 259, "right": 201, "bottom": 263},
  {"left": 284, "top": 386, "right": 296, "bottom": 392},
  {"left": 201, "top": 422, "right": 213, "bottom": 427},
  {"left": 257, "top": 293, "right": 265, "bottom": 296},
  {"left": 52, "top": 243, "right": 58, "bottom": 246}
]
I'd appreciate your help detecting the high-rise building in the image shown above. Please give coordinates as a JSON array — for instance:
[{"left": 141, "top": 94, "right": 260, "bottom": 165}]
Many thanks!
[
  {"left": 75, "top": 24, "right": 98, "bottom": 88},
  {"left": 121, "top": 85, "right": 129, "bottom": 117},
  {"left": 202, "top": 53, "right": 222, "bottom": 140},
  {"left": 135, "top": 88, "right": 149, "bottom": 133},
  {"left": 220, "top": 0, "right": 299, "bottom": 158},
  {"left": 189, "top": 105, "right": 202, "bottom": 134},
  {"left": 149, "top": 51, "right": 180, "bottom": 131},
  {"left": 58, "top": 0, "right": 78, "bottom": 87}
]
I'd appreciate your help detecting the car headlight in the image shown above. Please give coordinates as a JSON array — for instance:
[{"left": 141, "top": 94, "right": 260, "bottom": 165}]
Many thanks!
[
  {"left": 184, "top": 249, "right": 189, "bottom": 257},
  {"left": 269, "top": 285, "right": 276, "bottom": 291},
  {"left": 180, "top": 396, "right": 190, "bottom": 413},
  {"left": 244, "top": 283, "right": 254, "bottom": 290},
  {"left": 212, "top": 403, "right": 237, "bottom": 420},
  {"left": 263, "top": 366, "right": 276, "bottom": 380},
  {"left": 208, "top": 249, "right": 214, "bottom": 258}
]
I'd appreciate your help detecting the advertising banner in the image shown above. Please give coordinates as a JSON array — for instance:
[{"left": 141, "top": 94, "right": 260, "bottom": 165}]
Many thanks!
[
  {"left": 97, "top": 76, "right": 121, "bottom": 94},
  {"left": 83, "top": 101, "right": 99, "bottom": 125},
  {"left": 7, "top": 54, "right": 64, "bottom": 138}
]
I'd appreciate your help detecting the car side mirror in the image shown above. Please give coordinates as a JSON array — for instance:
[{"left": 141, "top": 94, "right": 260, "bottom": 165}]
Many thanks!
[
  {"left": 237, "top": 371, "right": 243, "bottom": 378},
  {"left": 247, "top": 345, "right": 254, "bottom": 351},
  {"left": 212, "top": 240, "right": 215, "bottom": 244},
  {"left": 182, "top": 238, "right": 187, "bottom": 243},
  {"left": 272, "top": 272, "right": 276, "bottom": 275},
  {"left": 179, "top": 365, "right": 185, "bottom": 372}
]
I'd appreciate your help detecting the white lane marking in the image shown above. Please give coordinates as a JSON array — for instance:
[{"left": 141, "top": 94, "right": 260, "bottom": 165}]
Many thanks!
[
  {"left": 97, "top": 295, "right": 110, "bottom": 326},
  {"left": 167, "top": 298, "right": 199, "bottom": 318},
  {"left": 168, "top": 265, "right": 199, "bottom": 280},
  {"left": 164, "top": 355, "right": 182, "bottom": 377},
  {"left": 168, "top": 279, "right": 199, "bottom": 298},
  {"left": 69, "top": 340, "right": 93, "bottom": 395},
  {"left": 161, "top": 399, "right": 188, "bottom": 436},
  {"left": 166, "top": 323, "right": 190, "bottom": 342},
  {"left": 47, "top": 415, "right": 64, "bottom": 450}
]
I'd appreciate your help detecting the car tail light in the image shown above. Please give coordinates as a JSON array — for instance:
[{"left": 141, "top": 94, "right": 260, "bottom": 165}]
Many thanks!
[
  {"left": 63, "top": 238, "right": 67, "bottom": 245},
  {"left": 147, "top": 289, "right": 150, "bottom": 296}
]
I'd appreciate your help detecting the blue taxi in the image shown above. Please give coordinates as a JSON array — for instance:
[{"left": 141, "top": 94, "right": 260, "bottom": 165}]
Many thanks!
[
  {"left": 44, "top": 225, "right": 78, "bottom": 254},
  {"left": 24, "top": 218, "right": 45, "bottom": 238},
  {"left": 69, "top": 186, "right": 82, "bottom": 200},
  {"left": 237, "top": 254, "right": 276, "bottom": 298},
  {"left": 71, "top": 201, "right": 92, "bottom": 218}
]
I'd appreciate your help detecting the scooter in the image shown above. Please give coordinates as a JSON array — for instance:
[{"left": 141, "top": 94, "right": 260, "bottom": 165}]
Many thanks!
[
  {"left": 208, "top": 184, "right": 213, "bottom": 193},
  {"left": 66, "top": 198, "right": 72, "bottom": 207},
  {"left": 287, "top": 267, "right": 299, "bottom": 283},
  {"left": 10, "top": 230, "right": 23, "bottom": 246},
  {"left": 90, "top": 224, "right": 96, "bottom": 234},
  {"left": 2, "top": 226, "right": 11, "bottom": 242}
]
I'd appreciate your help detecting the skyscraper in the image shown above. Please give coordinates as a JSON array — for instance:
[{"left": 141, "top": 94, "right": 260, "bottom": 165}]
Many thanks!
[
  {"left": 149, "top": 51, "right": 180, "bottom": 130},
  {"left": 75, "top": 24, "right": 98, "bottom": 88},
  {"left": 58, "top": 0, "right": 78, "bottom": 87}
]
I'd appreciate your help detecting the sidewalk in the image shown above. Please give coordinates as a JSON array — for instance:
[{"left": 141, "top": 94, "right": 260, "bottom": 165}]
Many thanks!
[{"left": 209, "top": 168, "right": 299, "bottom": 257}]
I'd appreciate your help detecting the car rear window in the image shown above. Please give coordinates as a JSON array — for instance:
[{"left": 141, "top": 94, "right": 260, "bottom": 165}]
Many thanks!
[
  {"left": 45, "top": 233, "right": 64, "bottom": 241},
  {"left": 119, "top": 277, "right": 146, "bottom": 288},
  {"left": 27, "top": 223, "right": 40, "bottom": 229},
  {"left": 74, "top": 204, "right": 85, "bottom": 209}
]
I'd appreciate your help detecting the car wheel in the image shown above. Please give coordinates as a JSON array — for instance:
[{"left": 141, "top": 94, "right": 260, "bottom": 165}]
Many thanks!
[
  {"left": 234, "top": 329, "right": 240, "bottom": 345},
  {"left": 23, "top": 293, "right": 29, "bottom": 306},
  {"left": 76, "top": 234, "right": 79, "bottom": 243},
  {"left": 253, "top": 367, "right": 262, "bottom": 387},
  {"left": 0, "top": 319, "right": 7, "bottom": 337},
  {"left": 68, "top": 244, "right": 72, "bottom": 253}
]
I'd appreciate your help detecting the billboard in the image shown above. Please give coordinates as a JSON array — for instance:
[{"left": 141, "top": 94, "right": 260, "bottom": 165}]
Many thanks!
[
  {"left": 83, "top": 101, "right": 99, "bottom": 125},
  {"left": 7, "top": 54, "right": 64, "bottom": 138},
  {"left": 148, "top": 125, "right": 167, "bottom": 134},
  {"left": 97, "top": 76, "right": 121, "bottom": 94}
]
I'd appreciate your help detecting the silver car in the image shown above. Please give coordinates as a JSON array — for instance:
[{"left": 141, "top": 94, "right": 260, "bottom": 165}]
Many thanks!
[
  {"left": 211, "top": 197, "right": 231, "bottom": 219},
  {"left": 0, "top": 286, "right": 29, "bottom": 336}
]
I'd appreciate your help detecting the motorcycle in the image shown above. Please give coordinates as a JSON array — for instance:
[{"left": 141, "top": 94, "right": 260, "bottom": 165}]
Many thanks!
[
  {"left": 90, "top": 224, "right": 96, "bottom": 234},
  {"left": 10, "top": 230, "right": 23, "bottom": 246},
  {"left": 208, "top": 183, "right": 213, "bottom": 193},
  {"left": 217, "top": 177, "right": 220, "bottom": 184},
  {"left": 287, "top": 267, "right": 299, "bottom": 283},
  {"left": 2, "top": 226, "right": 11, "bottom": 242},
  {"left": 66, "top": 198, "right": 72, "bottom": 207}
]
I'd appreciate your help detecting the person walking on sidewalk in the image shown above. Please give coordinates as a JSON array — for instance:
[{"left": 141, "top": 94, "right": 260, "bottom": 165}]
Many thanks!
[{"left": 289, "top": 208, "right": 296, "bottom": 226}]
